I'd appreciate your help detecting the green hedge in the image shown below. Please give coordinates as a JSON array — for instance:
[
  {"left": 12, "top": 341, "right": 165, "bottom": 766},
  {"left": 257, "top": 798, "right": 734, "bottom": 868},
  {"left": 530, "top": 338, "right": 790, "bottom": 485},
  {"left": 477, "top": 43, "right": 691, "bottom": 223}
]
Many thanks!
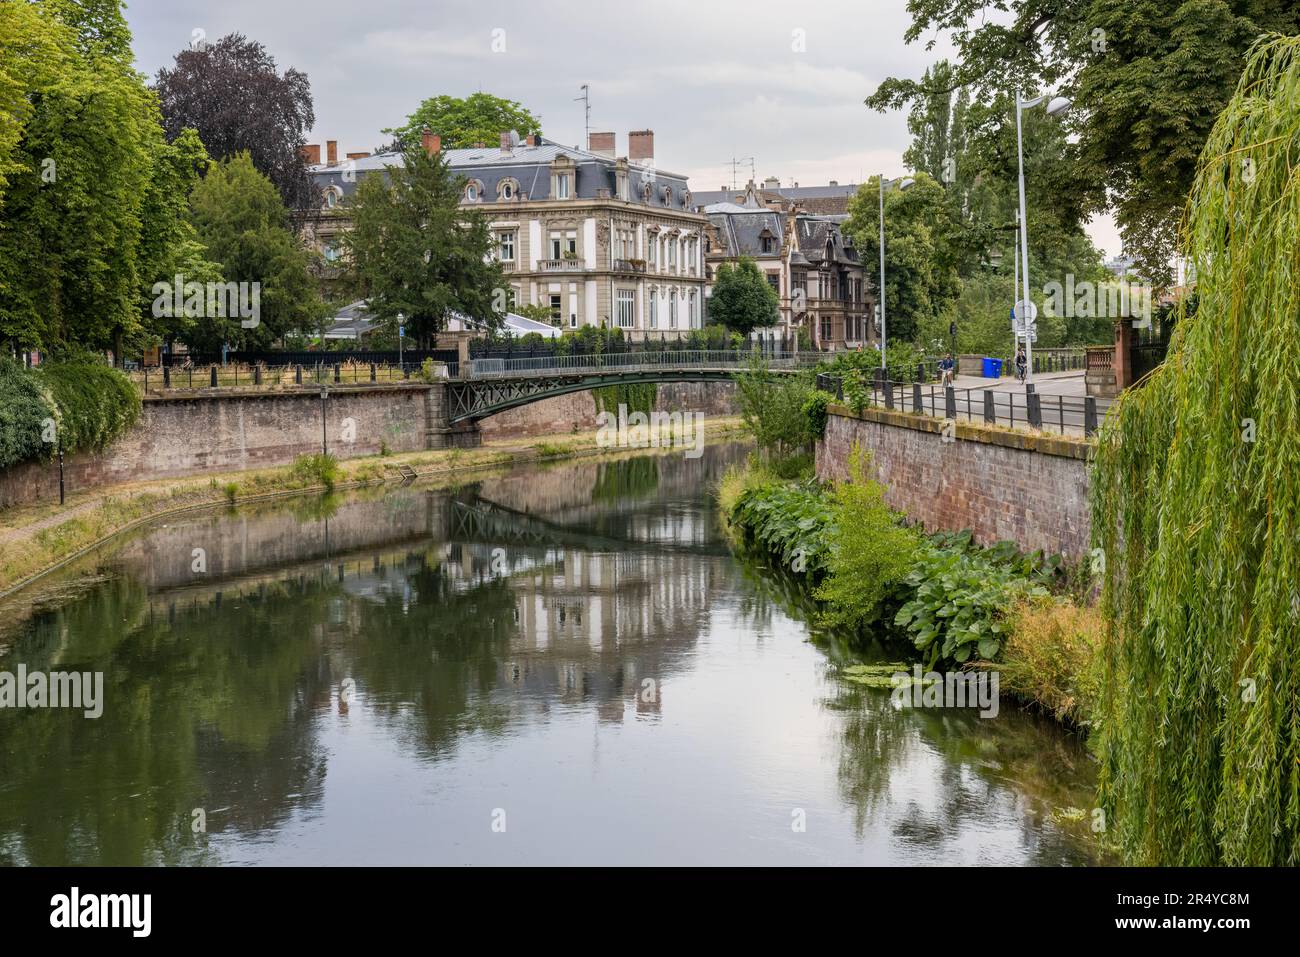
[
  {"left": 0, "top": 357, "right": 140, "bottom": 470},
  {"left": 0, "top": 357, "right": 53, "bottom": 469},
  {"left": 35, "top": 360, "right": 141, "bottom": 453}
]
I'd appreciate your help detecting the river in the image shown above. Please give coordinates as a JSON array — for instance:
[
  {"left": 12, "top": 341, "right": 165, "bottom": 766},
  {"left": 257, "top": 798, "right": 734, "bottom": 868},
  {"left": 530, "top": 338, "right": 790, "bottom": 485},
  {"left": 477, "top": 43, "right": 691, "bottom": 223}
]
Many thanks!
[{"left": 0, "top": 442, "right": 1101, "bottom": 865}]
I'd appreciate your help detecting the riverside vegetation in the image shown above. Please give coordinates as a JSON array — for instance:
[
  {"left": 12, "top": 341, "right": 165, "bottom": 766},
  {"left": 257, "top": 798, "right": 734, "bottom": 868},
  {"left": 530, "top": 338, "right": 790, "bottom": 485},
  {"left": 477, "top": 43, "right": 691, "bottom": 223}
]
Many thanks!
[{"left": 721, "top": 362, "right": 1103, "bottom": 727}]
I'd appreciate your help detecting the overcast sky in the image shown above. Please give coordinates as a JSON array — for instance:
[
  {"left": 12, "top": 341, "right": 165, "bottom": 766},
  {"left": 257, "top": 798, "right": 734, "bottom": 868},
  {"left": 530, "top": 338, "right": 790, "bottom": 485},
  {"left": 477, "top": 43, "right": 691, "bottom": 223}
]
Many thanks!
[{"left": 124, "top": 0, "right": 1120, "bottom": 255}]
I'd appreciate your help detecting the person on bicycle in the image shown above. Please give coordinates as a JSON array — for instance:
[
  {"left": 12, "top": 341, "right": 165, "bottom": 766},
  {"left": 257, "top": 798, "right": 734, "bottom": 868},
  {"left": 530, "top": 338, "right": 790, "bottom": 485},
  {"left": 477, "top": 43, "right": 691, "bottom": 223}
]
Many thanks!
[
  {"left": 938, "top": 352, "right": 955, "bottom": 388},
  {"left": 1014, "top": 345, "right": 1027, "bottom": 383}
]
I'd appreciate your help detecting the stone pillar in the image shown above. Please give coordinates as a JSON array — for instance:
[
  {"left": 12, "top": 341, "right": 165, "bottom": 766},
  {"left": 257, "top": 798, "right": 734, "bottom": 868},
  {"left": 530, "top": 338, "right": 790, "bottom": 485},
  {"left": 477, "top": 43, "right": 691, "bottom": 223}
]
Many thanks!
[
  {"left": 423, "top": 382, "right": 481, "bottom": 449},
  {"left": 1113, "top": 319, "right": 1137, "bottom": 390}
]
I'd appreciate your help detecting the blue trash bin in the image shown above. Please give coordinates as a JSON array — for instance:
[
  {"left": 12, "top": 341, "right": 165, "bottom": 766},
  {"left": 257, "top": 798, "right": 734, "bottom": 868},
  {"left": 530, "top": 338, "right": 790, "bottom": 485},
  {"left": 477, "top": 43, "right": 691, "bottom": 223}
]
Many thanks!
[{"left": 981, "top": 357, "right": 1002, "bottom": 378}]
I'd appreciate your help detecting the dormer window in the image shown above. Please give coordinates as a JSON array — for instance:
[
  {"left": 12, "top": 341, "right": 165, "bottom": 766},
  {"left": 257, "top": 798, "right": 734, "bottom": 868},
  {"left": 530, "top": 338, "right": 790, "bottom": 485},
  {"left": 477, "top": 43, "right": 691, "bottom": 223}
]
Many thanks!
[
  {"left": 324, "top": 186, "right": 342, "bottom": 209},
  {"left": 465, "top": 179, "right": 486, "bottom": 202},
  {"left": 662, "top": 185, "right": 672, "bottom": 206},
  {"left": 556, "top": 174, "right": 569, "bottom": 199},
  {"left": 642, "top": 181, "right": 652, "bottom": 202},
  {"left": 496, "top": 177, "right": 520, "bottom": 202}
]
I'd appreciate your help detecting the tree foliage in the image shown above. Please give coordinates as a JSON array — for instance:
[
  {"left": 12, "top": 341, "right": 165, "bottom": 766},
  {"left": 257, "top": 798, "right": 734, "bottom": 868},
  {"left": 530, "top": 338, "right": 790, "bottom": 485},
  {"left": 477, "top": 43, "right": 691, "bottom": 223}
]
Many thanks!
[
  {"left": 1090, "top": 34, "right": 1300, "bottom": 865},
  {"left": 0, "top": 0, "right": 165, "bottom": 354},
  {"left": 382, "top": 92, "right": 542, "bottom": 151},
  {"left": 868, "top": 1, "right": 1300, "bottom": 285},
  {"left": 0, "top": 357, "right": 52, "bottom": 469},
  {"left": 341, "top": 146, "right": 504, "bottom": 347},
  {"left": 155, "top": 33, "right": 318, "bottom": 214},
  {"left": 187, "top": 153, "right": 326, "bottom": 351},
  {"left": 708, "top": 257, "right": 779, "bottom": 333}
]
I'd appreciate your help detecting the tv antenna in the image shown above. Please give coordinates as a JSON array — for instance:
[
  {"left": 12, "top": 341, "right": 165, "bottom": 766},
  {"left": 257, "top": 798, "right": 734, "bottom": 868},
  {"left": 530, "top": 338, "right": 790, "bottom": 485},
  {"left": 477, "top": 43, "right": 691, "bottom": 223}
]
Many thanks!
[
  {"left": 728, "top": 156, "right": 756, "bottom": 190},
  {"left": 575, "top": 85, "right": 590, "bottom": 148}
]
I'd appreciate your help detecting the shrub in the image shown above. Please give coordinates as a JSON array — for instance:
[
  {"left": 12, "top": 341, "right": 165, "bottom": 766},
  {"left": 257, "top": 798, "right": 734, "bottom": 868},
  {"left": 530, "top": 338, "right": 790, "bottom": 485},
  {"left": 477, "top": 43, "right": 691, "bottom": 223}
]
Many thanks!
[
  {"left": 290, "top": 453, "right": 340, "bottom": 491},
  {"left": 894, "top": 542, "right": 1049, "bottom": 668},
  {"left": 729, "top": 477, "right": 833, "bottom": 576},
  {"left": 1000, "top": 597, "right": 1104, "bottom": 727},
  {"left": 813, "top": 445, "right": 921, "bottom": 631},
  {"left": 801, "top": 389, "right": 830, "bottom": 438},
  {"left": 0, "top": 357, "right": 54, "bottom": 469},
  {"left": 35, "top": 358, "right": 141, "bottom": 454}
]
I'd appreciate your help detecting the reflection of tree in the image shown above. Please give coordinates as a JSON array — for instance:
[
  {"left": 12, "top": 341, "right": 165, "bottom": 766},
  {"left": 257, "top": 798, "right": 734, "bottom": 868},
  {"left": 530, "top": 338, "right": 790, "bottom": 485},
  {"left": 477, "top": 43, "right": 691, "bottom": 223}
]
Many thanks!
[
  {"left": 824, "top": 676, "right": 1104, "bottom": 864},
  {"left": 591, "top": 457, "right": 659, "bottom": 502}
]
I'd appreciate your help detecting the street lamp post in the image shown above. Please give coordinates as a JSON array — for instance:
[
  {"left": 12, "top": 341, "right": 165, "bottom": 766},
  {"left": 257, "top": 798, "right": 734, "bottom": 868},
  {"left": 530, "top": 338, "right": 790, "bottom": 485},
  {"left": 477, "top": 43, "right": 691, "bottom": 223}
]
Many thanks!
[
  {"left": 878, "top": 174, "right": 915, "bottom": 370},
  {"left": 1014, "top": 92, "right": 1071, "bottom": 384},
  {"left": 320, "top": 387, "right": 328, "bottom": 456}
]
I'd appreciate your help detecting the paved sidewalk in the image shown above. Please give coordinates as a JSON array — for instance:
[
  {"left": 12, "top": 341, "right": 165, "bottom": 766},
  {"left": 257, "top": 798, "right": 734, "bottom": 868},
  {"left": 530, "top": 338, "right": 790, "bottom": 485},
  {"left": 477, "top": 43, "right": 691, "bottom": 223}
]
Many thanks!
[{"left": 948, "top": 369, "right": 1089, "bottom": 396}]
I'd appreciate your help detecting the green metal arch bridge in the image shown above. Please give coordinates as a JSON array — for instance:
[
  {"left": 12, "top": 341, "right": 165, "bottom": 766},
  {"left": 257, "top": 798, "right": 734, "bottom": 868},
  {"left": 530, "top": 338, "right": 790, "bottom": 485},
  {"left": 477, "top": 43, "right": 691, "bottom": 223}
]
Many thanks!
[{"left": 445, "top": 350, "right": 816, "bottom": 424}]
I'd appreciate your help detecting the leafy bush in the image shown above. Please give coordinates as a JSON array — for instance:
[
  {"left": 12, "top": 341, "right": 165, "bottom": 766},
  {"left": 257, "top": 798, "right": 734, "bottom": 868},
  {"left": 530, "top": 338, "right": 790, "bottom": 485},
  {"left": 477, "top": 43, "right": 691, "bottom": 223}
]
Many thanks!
[
  {"left": 290, "top": 453, "right": 340, "bottom": 491},
  {"left": 895, "top": 543, "right": 1049, "bottom": 667},
  {"left": 735, "top": 355, "right": 817, "bottom": 459},
  {"left": 729, "top": 478, "right": 833, "bottom": 576},
  {"left": 34, "top": 359, "right": 141, "bottom": 453},
  {"left": 0, "top": 357, "right": 54, "bottom": 469},
  {"left": 1000, "top": 597, "right": 1104, "bottom": 726},
  {"left": 813, "top": 446, "right": 921, "bottom": 630},
  {"left": 801, "top": 389, "right": 830, "bottom": 438}
]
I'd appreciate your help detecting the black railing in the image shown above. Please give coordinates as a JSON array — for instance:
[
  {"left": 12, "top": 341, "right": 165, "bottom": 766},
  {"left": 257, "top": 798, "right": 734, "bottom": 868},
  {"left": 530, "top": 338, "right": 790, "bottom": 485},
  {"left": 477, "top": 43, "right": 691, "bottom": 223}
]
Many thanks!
[
  {"left": 161, "top": 349, "right": 459, "bottom": 368},
  {"left": 816, "top": 374, "right": 1104, "bottom": 437}
]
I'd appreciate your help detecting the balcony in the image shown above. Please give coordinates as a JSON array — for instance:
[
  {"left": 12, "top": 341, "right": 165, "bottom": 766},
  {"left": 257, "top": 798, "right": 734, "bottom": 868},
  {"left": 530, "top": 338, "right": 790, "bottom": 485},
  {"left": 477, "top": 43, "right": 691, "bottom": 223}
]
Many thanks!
[
  {"left": 499, "top": 261, "right": 516, "bottom": 273},
  {"left": 538, "top": 259, "right": 587, "bottom": 273},
  {"left": 613, "top": 258, "right": 647, "bottom": 274}
]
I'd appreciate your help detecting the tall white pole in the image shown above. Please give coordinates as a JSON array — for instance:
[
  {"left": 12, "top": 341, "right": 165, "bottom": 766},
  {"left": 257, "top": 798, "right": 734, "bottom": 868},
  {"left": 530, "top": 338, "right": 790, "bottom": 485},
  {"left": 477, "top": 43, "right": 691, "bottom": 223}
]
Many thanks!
[
  {"left": 1015, "top": 93, "right": 1034, "bottom": 384},
  {"left": 1013, "top": 220, "right": 1020, "bottom": 361},
  {"left": 879, "top": 174, "right": 886, "bottom": 369}
]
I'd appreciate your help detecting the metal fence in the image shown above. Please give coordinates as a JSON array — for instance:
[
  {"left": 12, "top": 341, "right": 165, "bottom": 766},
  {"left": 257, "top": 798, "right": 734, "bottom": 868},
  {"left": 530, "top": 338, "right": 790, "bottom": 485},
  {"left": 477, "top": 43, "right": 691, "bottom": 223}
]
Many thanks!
[
  {"left": 134, "top": 361, "right": 439, "bottom": 392},
  {"left": 460, "top": 349, "right": 820, "bottom": 379},
  {"left": 816, "top": 374, "right": 1104, "bottom": 438}
]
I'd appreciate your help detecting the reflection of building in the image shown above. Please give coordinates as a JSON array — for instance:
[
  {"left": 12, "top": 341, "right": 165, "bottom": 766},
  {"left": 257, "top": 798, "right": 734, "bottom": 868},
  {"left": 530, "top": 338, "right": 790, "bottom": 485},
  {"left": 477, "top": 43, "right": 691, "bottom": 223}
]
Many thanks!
[
  {"left": 302, "top": 129, "right": 709, "bottom": 339},
  {"left": 701, "top": 180, "right": 871, "bottom": 350}
]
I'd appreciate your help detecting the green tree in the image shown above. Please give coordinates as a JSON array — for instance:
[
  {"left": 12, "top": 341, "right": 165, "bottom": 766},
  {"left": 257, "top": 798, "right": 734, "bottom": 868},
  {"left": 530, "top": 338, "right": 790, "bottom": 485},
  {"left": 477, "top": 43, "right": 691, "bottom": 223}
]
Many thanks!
[
  {"left": 708, "top": 257, "right": 779, "bottom": 334},
  {"left": 187, "top": 153, "right": 326, "bottom": 351},
  {"left": 383, "top": 92, "right": 542, "bottom": 151},
  {"left": 845, "top": 174, "right": 959, "bottom": 344},
  {"left": 0, "top": 0, "right": 164, "bottom": 355},
  {"left": 341, "top": 146, "right": 504, "bottom": 347},
  {"left": 867, "top": 0, "right": 1300, "bottom": 285},
  {"left": 1091, "top": 35, "right": 1300, "bottom": 865}
]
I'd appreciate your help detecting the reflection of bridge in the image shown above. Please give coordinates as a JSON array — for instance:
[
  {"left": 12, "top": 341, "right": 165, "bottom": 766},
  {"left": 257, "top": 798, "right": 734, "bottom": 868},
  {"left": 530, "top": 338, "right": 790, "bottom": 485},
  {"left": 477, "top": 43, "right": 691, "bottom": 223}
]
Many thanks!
[
  {"left": 449, "top": 497, "right": 728, "bottom": 557},
  {"left": 445, "top": 350, "right": 815, "bottom": 424}
]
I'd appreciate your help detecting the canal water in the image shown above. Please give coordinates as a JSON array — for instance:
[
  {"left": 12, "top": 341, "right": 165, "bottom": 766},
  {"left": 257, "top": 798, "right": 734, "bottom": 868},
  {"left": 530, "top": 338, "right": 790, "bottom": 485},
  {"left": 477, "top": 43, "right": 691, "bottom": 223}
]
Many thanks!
[{"left": 0, "top": 442, "right": 1101, "bottom": 865}]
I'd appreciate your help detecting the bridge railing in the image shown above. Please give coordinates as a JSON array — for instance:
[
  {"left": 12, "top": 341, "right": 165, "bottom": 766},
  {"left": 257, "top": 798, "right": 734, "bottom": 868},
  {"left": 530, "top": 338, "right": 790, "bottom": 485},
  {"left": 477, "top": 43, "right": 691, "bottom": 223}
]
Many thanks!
[
  {"left": 458, "top": 349, "right": 822, "bottom": 379},
  {"left": 815, "top": 374, "right": 1109, "bottom": 438}
]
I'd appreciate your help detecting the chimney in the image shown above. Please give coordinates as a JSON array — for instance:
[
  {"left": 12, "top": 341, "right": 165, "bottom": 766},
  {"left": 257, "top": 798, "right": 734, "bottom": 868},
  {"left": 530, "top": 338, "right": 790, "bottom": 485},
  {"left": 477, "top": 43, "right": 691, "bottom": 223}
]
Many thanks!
[
  {"left": 421, "top": 129, "right": 440, "bottom": 156},
  {"left": 346, "top": 151, "right": 370, "bottom": 160},
  {"left": 326, "top": 140, "right": 338, "bottom": 165},
  {"left": 300, "top": 144, "right": 321, "bottom": 165},
  {"left": 828, "top": 179, "right": 838, "bottom": 187},
  {"left": 628, "top": 129, "right": 654, "bottom": 164},
  {"left": 763, "top": 175, "right": 780, "bottom": 190},
  {"left": 500, "top": 130, "right": 520, "bottom": 154},
  {"left": 588, "top": 131, "right": 615, "bottom": 158},
  {"left": 526, "top": 133, "right": 541, "bottom": 147}
]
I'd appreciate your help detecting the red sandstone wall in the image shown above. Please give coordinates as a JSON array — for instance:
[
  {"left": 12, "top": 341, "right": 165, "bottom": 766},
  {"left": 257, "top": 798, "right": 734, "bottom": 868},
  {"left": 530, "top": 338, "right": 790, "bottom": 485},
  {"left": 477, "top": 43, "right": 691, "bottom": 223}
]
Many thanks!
[{"left": 815, "top": 409, "right": 1092, "bottom": 558}]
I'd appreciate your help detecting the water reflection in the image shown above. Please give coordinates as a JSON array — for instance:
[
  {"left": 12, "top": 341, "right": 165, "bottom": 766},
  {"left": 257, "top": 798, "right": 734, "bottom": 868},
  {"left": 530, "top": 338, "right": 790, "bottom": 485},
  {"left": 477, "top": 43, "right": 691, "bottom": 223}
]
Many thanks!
[{"left": 0, "top": 445, "right": 1101, "bottom": 865}]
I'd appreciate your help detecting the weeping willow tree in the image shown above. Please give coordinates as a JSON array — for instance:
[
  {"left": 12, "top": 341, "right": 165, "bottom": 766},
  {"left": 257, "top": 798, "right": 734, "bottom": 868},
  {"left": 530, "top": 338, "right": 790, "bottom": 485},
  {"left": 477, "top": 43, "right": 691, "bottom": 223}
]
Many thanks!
[{"left": 1091, "top": 34, "right": 1300, "bottom": 866}]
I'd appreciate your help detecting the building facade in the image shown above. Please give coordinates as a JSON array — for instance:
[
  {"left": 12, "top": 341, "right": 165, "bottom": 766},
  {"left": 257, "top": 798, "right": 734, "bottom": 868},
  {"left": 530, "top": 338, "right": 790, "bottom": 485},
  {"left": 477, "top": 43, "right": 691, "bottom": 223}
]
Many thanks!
[
  {"left": 303, "top": 130, "right": 709, "bottom": 340},
  {"left": 701, "top": 180, "right": 872, "bottom": 350}
]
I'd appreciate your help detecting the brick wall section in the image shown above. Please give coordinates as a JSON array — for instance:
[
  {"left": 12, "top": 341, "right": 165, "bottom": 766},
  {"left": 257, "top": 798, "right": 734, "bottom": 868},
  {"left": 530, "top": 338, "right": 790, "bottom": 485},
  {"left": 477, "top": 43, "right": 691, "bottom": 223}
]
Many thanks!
[
  {"left": 0, "top": 385, "right": 430, "bottom": 509},
  {"left": 0, "top": 381, "right": 738, "bottom": 509},
  {"left": 816, "top": 404, "right": 1093, "bottom": 558}
]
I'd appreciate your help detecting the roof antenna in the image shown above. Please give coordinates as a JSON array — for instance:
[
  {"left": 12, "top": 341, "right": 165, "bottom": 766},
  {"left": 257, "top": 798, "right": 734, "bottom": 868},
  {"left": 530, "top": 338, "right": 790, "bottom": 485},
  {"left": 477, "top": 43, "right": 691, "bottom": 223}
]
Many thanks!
[{"left": 575, "top": 84, "right": 590, "bottom": 149}]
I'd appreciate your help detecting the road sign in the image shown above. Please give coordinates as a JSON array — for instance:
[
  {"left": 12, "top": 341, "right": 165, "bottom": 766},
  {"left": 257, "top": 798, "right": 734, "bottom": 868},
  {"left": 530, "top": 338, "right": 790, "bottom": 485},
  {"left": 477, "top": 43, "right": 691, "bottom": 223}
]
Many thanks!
[
  {"left": 1017, "top": 329, "right": 1038, "bottom": 343},
  {"left": 1013, "top": 299, "right": 1038, "bottom": 323}
]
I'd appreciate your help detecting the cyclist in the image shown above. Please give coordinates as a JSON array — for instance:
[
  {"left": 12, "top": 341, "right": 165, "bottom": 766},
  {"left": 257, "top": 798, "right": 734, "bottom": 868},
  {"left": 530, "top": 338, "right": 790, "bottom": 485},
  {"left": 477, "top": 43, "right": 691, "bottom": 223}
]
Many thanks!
[
  {"left": 1014, "top": 345, "right": 1027, "bottom": 383},
  {"left": 938, "top": 352, "right": 956, "bottom": 388}
]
